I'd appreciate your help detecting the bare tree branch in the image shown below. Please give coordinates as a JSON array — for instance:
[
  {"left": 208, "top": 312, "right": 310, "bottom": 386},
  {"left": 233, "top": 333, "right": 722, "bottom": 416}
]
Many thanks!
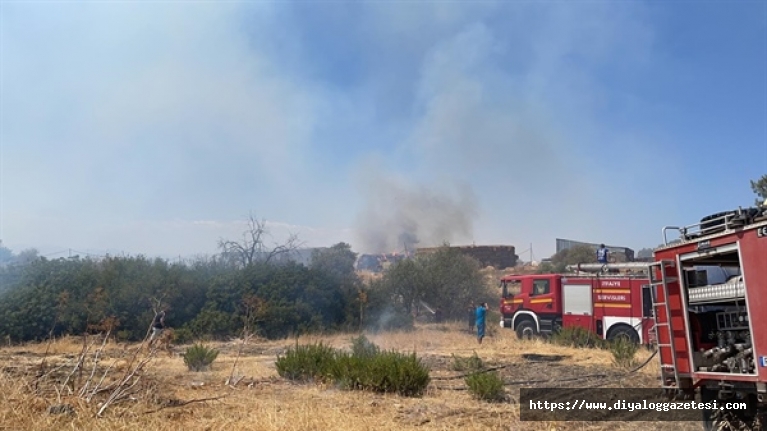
[
  {"left": 265, "top": 232, "right": 304, "bottom": 264},
  {"left": 59, "top": 334, "right": 99, "bottom": 399},
  {"left": 97, "top": 353, "right": 154, "bottom": 417},
  {"left": 79, "top": 329, "right": 112, "bottom": 398},
  {"left": 149, "top": 295, "right": 167, "bottom": 315},
  {"left": 218, "top": 212, "right": 304, "bottom": 267}
]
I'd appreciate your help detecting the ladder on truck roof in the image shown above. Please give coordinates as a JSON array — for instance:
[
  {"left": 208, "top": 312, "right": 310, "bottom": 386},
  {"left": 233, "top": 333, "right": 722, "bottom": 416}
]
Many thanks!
[{"left": 649, "top": 259, "right": 680, "bottom": 390}]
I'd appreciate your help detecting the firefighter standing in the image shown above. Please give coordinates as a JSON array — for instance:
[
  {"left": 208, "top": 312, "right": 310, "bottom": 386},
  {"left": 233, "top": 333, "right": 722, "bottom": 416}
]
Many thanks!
[
  {"left": 597, "top": 244, "right": 609, "bottom": 264},
  {"left": 476, "top": 303, "right": 488, "bottom": 344}
]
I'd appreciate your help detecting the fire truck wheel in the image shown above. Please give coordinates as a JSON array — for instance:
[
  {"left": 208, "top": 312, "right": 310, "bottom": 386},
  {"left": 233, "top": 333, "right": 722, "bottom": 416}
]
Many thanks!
[
  {"left": 700, "top": 388, "right": 718, "bottom": 431},
  {"left": 700, "top": 389, "right": 763, "bottom": 431},
  {"left": 515, "top": 320, "right": 537, "bottom": 340},
  {"left": 606, "top": 325, "right": 639, "bottom": 344}
]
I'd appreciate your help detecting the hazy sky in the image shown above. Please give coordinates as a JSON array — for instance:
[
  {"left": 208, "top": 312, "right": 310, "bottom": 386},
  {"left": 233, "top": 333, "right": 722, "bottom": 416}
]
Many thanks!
[{"left": 1, "top": 1, "right": 766, "bottom": 260}]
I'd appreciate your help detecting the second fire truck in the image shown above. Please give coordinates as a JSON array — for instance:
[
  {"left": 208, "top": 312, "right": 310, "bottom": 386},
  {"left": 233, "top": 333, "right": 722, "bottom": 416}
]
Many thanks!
[{"left": 499, "top": 267, "right": 656, "bottom": 344}]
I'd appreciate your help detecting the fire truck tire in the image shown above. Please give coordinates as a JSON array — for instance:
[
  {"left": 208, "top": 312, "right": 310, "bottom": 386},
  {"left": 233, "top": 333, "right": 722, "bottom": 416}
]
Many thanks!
[
  {"left": 700, "top": 388, "right": 764, "bottom": 431},
  {"left": 700, "top": 388, "right": 718, "bottom": 431},
  {"left": 515, "top": 320, "right": 537, "bottom": 340},
  {"left": 606, "top": 325, "right": 639, "bottom": 344}
]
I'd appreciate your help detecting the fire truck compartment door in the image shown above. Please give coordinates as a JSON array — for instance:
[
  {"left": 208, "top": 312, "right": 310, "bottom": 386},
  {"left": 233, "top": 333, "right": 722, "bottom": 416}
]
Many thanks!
[{"left": 563, "top": 284, "right": 592, "bottom": 315}]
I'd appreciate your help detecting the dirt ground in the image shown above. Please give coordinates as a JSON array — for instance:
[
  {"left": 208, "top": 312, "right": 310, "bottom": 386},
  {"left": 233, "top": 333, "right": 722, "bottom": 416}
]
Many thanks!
[{"left": 0, "top": 323, "right": 706, "bottom": 431}]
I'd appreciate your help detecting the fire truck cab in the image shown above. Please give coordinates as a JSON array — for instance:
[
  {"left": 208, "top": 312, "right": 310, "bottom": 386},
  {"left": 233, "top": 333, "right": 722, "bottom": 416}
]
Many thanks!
[{"left": 499, "top": 271, "right": 655, "bottom": 344}]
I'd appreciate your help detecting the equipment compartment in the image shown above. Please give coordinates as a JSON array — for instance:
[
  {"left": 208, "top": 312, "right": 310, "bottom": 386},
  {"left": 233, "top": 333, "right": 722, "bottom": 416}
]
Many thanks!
[{"left": 681, "top": 256, "right": 756, "bottom": 375}]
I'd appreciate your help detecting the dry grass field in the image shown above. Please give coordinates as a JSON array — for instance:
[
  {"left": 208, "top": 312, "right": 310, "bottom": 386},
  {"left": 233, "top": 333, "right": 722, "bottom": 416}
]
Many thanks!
[{"left": 0, "top": 322, "right": 704, "bottom": 431}]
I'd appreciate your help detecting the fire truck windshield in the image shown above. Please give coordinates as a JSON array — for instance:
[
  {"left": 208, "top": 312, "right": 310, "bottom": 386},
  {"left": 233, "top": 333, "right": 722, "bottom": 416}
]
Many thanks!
[{"left": 501, "top": 280, "right": 521, "bottom": 299}]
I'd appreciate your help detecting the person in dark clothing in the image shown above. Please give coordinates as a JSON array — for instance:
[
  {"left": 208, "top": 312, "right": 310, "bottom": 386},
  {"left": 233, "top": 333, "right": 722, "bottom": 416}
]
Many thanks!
[
  {"left": 597, "top": 244, "right": 609, "bottom": 264},
  {"left": 148, "top": 309, "right": 166, "bottom": 346},
  {"left": 468, "top": 302, "right": 475, "bottom": 332},
  {"left": 434, "top": 307, "right": 443, "bottom": 323}
]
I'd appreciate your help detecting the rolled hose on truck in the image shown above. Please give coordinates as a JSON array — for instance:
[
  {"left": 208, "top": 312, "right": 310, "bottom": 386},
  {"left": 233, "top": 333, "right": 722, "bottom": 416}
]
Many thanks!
[{"left": 698, "top": 207, "right": 765, "bottom": 235}]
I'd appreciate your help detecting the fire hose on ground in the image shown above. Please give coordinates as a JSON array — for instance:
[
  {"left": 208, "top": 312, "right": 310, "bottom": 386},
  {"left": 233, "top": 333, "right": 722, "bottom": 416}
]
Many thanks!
[{"left": 431, "top": 348, "right": 658, "bottom": 388}]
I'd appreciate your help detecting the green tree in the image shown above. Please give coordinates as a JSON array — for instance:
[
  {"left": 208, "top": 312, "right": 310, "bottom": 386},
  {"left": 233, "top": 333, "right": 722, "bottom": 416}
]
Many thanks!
[
  {"left": 362, "top": 277, "right": 414, "bottom": 332},
  {"left": 0, "top": 240, "right": 357, "bottom": 343},
  {"left": 310, "top": 243, "right": 357, "bottom": 283},
  {"left": 535, "top": 261, "right": 564, "bottom": 274},
  {"left": 0, "top": 241, "right": 13, "bottom": 263},
  {"left": 537, "top": 244, "right": 598, "bottom": 274},
  {"left": 310, "top": 243, "right": 362, "bottom": 328},
  {"left": 380, "top": 258, "right": 424, "bottom": 316},
  {"left": 417, "top": 246, "right": 487, "bottom": 320},
  {"left": 367, "top": 244, "right": 488, "bottom": 324},
  {"left": 0, "top": 242, "right": 25, "bottom": 295},
  {"left": 750, "top": 174, "right": 767, "bottom": 205},
  {"left": 14, "top": 249, "right": 39, "bottom": 264}
]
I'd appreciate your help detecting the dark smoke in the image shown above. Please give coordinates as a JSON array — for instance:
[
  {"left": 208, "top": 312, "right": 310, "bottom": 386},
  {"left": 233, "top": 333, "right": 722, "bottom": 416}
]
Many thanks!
[
  {"left": 398, "top": 231, "right": 419, "bottom": 253},
  {"left": 353, "top": 173, "right": 478, "bottom": 254}
]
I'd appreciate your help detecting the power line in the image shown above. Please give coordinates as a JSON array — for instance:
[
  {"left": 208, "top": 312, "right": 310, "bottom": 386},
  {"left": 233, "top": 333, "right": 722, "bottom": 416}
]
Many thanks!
[
  {"left": 69, "top": 249, "right": 108, "bottom": 258},
  {"left": 42, "top": 250, "right": 69, "bottom": 258}
]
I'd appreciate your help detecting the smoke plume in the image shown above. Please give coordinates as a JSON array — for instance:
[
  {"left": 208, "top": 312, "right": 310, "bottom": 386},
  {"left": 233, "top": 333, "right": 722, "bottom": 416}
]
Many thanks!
[{"left": 353, "top": 172, "right": 478, "bottom": 254}]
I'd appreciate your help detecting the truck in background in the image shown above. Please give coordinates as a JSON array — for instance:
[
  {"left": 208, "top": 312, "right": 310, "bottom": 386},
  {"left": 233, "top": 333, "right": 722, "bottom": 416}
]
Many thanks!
[{"left": 499, "top": 267, "right": 655, "bottom": 344}]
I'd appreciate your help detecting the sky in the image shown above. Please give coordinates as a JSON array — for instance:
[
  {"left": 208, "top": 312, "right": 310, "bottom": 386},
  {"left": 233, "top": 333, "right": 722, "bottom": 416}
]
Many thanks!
[{"left": 1, "top": 1, "right": 766, "bottom": 261}]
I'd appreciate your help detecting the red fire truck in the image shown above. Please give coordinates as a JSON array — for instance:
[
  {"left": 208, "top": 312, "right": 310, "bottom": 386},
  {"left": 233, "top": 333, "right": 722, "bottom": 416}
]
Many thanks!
[
  {"left": 650, "top": 206, "right": 767, "bottom": 430},
  {"left": 499, "top": 267, "right": 656, "bottom": 344}
]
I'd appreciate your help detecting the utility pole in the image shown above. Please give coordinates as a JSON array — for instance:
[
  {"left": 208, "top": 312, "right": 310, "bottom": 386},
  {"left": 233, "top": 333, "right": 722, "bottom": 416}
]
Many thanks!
[{"left": 530, "top": 243, "right": 534, "bottom": 263}]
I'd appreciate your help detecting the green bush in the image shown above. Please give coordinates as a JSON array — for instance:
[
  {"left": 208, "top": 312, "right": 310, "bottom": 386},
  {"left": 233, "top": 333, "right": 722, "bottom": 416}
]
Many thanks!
[
  {"left": 275, "top": 340, "right": 431, "bottom": 397},
  {"left": 173, "top": 327, "right": 194, "bottom": 344},
  {"left": 183, "top": 343, "right": 219, "bottom": 372},
  {"left": 329, "top": 351, "right": 368, "bottom": 390},
  {"left": 350, "top": 334, "right": 380, "bottom": 358},
  {"left": 360, "top": 350, "right": 431, "bottom": 396},
  {"left": 465, "top": 370, "right": 506, "bottom": 402},
  {"left": 275, "top": 342, "right": 337, "bottom": 382},
  {"left": 451, "top": 351, "right": 484, "bottom": 372},
  {"left": 550, "top": 326, "right": 606, "bottom": 349},
  {"left": 609, "top": 336, "right": 639, "bottom": 368}
]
